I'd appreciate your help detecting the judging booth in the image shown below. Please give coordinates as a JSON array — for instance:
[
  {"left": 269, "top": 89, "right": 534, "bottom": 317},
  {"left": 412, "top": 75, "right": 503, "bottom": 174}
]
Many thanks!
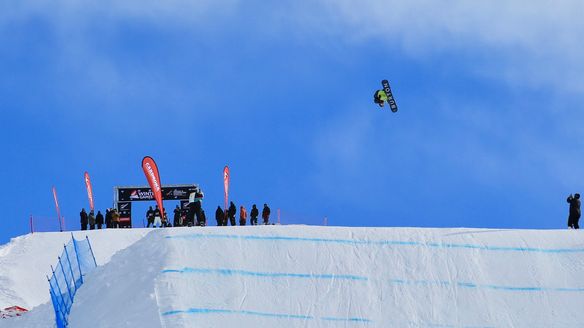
[{"left": 113, "top": 184, "right": 200, "bottom": 227}]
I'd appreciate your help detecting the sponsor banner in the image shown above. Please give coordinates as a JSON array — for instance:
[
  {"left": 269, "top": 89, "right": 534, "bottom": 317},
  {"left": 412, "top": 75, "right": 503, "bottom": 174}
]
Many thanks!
[
  {"left": 117, "top": 186, "right": 198, "bottom": 202},
  {"left": 223, "top": 166, "right": 230, "bottom": 210},
  {"left": 84, "top": 172, "right": 95, "bottom": 212},
  {"left": 142, "top": 156, "right": 165, "bottom": 219},
  {"left": 52, "top": 186, "right": 63, "bottom": 232},
  {"left": 117, "top": 202, "right": 132, "bottom": 224}
]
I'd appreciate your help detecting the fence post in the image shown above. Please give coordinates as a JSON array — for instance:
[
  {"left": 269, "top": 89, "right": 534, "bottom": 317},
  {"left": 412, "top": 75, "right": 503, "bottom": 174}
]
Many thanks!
[
  {"left": 48, "top": 276, "right": 65, "bottom": 328},
  {"left": 86, "top": 236, "right": 98, "bottom": 267},
  {"left": 58, "top": 257, "right": 74, "bottom": 306},
  {"left": 49, "top": 279, "right": 68, "bottom": 328},
  {"left": 72, "top": 236, "right": 84, "bottom": 284},
  {"left": 30, "top": 215, "right": 34, "bottom": 234},
  {"left": 64, "top": 245, "right": 78, "bottom": 290},
  {"left": 50, "top": 266, "right": 69, "bottom": 314}
]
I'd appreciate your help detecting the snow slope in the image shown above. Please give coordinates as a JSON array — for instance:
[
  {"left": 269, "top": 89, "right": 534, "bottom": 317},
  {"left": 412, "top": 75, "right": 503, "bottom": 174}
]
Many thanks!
[
  {"left": 1, "top": 226, "right": 584, "bottom": 327},
  {"left": 0, "top": 229, "right": 150, "bottom": 309}
]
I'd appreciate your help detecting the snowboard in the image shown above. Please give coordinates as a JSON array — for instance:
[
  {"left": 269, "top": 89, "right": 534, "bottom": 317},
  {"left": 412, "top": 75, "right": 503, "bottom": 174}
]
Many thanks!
[{"left": 381, "top": 80, "right": 398, "bottom": 112}]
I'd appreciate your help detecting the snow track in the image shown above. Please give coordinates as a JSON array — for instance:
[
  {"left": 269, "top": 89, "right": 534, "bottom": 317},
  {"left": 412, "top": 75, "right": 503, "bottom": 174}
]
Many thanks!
[{"left": 1, "top": 226, "right": 583, "bottom": 327}]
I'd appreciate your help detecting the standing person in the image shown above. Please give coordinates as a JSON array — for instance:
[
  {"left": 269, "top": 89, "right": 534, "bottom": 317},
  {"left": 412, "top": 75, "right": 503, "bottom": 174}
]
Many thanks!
[
  {"left": 96, "top": 210, "right": 104, "bottom": 229},
  {"left": 80, "top": 208, "right": 88, "bottom": 231},
  {"left": 567, "top": 193, "right": 581, "bottom": 229},
  {"left": 262, "top": 204, "right": 271, "bottom": 225},
  {"left": 193, "top": 190, "right": 205, "bottom": 225},
  {"left": 146, "top": 206, "right": 155, "bottom": 228},
  {"left": 250, "top": 204, "right": 259, "bottom": 226},
  {"left": 105, "top": 209, "right": 112, "bottom": 229},
  {"left": 239, "top": 206, "right": 247, "bottom": 226},
  {"left": 88, "top": 210, "right": 96, "bottom": 230},
  {"left": 153, "top": 206, "right": 162, "bottom": 228},
  {"left": 228, "top": 202, "right": 237, "bottom": 226},
  {"left": 111, "top": 209, "right": 120, "bottom": 229},
  {"left": 215, "top": 206, "right": 224, "bottom": 226},
  {"left": 187, "top": 202, "right": 197, "bottom": 226},
  {"left": 173, "top": 205, "right": 181, "bottom": 227},
  {"left": 180, "top": 206, "right": 188, "bottom": 227},
  {"left": 162, "top": 209, "right": 169, "bottom": 227}
]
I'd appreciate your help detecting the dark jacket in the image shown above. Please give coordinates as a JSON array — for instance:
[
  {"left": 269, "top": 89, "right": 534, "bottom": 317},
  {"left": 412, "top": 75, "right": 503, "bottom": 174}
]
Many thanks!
[
  {"left": 262, "top": 205, "right": 271, "bottom": 219},
  {"left": 228, "top": 202, "right": 236, "bottom": 218},
  {"left": 96, "top": 211, "right": 104, "bottom": 225},
  {"left": 88, "top": 212, "right": 96, "bottom": 225},
  {"left": 80, "top": 210, "right": 88, "bottom": 224},
  {"left": 250, "top": 206, "right": 259, "bottom": 219},
  {"left": 105, "top": 210, "right": 112, "bottom": 226},
  {"left": 215, "top": 207, "right": 224, "bottom": 226},
  {"left": 568, "top": 195, "right": 581, "bottom": 218}
]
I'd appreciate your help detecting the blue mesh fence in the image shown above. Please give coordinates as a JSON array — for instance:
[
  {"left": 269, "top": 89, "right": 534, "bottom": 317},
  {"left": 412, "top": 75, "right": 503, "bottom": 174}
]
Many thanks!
[{"left": 48, "top": 234, "right": 97, "bottom": 328}]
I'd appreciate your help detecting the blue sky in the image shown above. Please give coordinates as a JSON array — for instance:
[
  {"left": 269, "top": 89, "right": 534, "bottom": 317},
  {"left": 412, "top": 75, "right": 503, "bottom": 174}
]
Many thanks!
[{"left": 1, "top": 1, "right": 583, "bottom": 243}]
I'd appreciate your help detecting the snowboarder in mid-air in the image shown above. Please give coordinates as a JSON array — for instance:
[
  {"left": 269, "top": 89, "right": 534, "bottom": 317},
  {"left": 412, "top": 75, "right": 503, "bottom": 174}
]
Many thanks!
[{"left": 374, "top": 80, "right": 398, "bottom": 112}]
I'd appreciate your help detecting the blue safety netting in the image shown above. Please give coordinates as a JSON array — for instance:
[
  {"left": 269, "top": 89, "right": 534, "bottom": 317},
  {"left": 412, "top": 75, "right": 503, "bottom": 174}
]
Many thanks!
[{"left": 48, "top": 235, "right": 97, "bottom": 328}]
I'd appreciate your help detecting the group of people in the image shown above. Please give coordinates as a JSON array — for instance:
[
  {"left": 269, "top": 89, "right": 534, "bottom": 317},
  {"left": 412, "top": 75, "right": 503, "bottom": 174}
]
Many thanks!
[
  {"left": 143, "top": 202, "right": 272, "bottom": 228},
  {"left": 145, "top": 205, "right": 179, "bottom": 228},
  {"left": 79, "top": 208, "right": 122, "bottom": 230},
  {"left": 214, "top": 202, "right": 271, "bottom": 226},
  {"left": 80, "top": 192, "right": 582, "bottom": 231}
]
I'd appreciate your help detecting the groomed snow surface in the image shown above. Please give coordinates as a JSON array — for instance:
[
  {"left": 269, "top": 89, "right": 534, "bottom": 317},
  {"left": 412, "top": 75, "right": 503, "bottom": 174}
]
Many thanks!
[{"left": 0, "top": 226, "right": 583, "bottom": 327}]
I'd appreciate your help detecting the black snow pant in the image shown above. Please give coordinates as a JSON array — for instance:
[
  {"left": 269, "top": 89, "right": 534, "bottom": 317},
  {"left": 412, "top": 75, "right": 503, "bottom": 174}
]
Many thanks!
[{"left": 569, "top": 215, "right": 580, "bottom": 229}]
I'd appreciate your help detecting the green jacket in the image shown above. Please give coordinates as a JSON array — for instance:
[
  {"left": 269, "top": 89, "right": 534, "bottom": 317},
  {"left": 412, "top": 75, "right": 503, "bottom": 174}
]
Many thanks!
[{"left": 375, "top": 90, "right": 388, "bottom": 102}]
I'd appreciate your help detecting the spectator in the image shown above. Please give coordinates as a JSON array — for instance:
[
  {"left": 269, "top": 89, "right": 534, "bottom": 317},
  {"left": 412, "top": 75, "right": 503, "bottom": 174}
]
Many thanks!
[
  {"left": 189, "top": 190, "right": 204, "bottom": 226},
  {"left": 180, "top": 207, "right": 188, "bottom": 227},
  {"left": 153, "top": 206, "right": 162, "bottom": 228},
  {"left": 111, "top": 209, "right": 120, "bottom": 228},
  {"left": 187, "top": 202, "right": 195, "bottom": 226},
  {"left": 96, "top": 210, "right": 104, "bottom": 229},
  {"left": 105, "top": 208, "right": 112, "bottom": 229},
  {"left": 162, "top": 209, "right": 169, "bottom": 227},
  {"left": 215, "top": 206, "right": 224, "bottom": 226},
  {"left": 262, "top": 204, "right": 271, "bottom": 225},
  {"left": 250, "top": 204, "right": 259, "bottom": 226},
  {"left": 88, "top": 210, "right": 96, "bottom": 230},
  {"left": 567, "top": 193, "right": 581, "bottom": 229},
  {"left": 228, "top": 202, "right": 237, "bottom": 226},
  {"left": 146, "top": 206, "right": 155, "bottom": 228},
  {"left": 223, "top": 208, "right": 229, "bottom": 226},
  {"left": 173, "top": 205, "right": 181, "bottom": 227},
  {"left": 239, "top": 206, "right": 247, "bottom": 226},
  {"left": 80, "top": 208, "right": 88, "bottom": 231}
]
